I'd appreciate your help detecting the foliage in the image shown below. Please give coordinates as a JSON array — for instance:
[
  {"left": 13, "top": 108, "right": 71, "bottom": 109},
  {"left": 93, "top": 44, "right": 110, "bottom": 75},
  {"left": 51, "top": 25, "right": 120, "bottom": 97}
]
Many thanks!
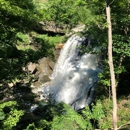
[
  {"left": 83, "top": 0, "right": 130, "bottom": 97},
  {"left": 25, "top": 123, "right": 42, "bottom": 130},
  {"left": 0, "top": 0, "right": 41, "bottom": 82},
  {"left": 0, "top": 101, "right": 24, "bottom": 130},
  {"left": 92, "top": 98, "right": 130, "bottom": 129},
  {"left": 33, "top": 34, "right": 63, "bottom": 45},
  {"left": 117, "top": 99, "right": 130, "bottom": 127},
  {"left": 25, "top": 100, "right": 106, "bottom": 130},
  {"left": 0, "top": 99, "right": 129, "bottom": 130},
  {"left": 82, "top": 100, "right": 105, "bottom": 129},
  {"left": 23, "top": 101, "right": 87, "bottom": 130},
  {"left": 97, "top": 99, "right": 113, "bottom": 129},
  {"left": 0, "top": 110, "right": 5, "bottom": 121},
  {"left": 17, "top": 32, "right": 29, "bottom": 43},
  {"left": 31, "top": 35, "right": 55, "bottom": 59},
  {"left": 0, "top": 0, "right": 39, "bottom": 31},
  {"left": 50, "top": 102, "right": 87, "bottom": 130},
  {"left": 43, "top": 0, "right": 96, "bottom": 29}
]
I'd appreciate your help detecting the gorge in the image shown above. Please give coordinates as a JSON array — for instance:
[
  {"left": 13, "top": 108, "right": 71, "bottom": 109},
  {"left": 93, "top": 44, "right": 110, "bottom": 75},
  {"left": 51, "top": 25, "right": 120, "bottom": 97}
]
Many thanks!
[{"left": 37, "top": 34, "right": 102, "bottom": 110}]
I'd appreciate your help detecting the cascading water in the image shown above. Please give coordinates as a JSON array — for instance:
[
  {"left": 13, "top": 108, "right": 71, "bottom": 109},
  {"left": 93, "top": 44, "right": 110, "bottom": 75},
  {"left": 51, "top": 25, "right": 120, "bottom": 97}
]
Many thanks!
[{"left": 40, "top": 34, "right": 102, "bottom": 110}]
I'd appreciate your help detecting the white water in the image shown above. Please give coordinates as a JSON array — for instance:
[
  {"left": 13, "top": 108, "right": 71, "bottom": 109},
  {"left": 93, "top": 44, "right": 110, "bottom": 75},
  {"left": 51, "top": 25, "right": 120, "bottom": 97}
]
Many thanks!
[{"left": 40, "top": 35, "right": 101, "bottom": 110}]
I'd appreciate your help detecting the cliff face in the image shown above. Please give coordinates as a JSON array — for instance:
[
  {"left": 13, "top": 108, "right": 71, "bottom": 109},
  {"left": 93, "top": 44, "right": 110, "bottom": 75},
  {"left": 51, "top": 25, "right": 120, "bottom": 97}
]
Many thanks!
[{"left": 35, "top": 21, "right": 85, "bottom": 36}]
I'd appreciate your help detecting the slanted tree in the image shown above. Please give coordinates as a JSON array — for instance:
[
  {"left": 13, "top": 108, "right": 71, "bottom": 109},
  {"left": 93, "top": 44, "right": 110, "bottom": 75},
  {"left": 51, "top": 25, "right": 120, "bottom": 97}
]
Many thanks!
[{"left": 106, "top": 2, "right": 117, "bottom": 130}]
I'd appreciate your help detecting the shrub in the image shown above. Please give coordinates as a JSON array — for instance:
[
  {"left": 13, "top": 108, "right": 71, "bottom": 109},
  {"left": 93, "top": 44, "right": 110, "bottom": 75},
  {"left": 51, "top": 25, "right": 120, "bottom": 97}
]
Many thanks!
[{"left": 0, "top": 101, "right": 24, "bottom": 130}]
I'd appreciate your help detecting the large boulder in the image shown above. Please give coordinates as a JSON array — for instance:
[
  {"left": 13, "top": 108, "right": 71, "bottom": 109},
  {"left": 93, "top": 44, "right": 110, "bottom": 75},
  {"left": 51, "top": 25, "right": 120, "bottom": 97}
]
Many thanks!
[
  {"left": 38, "top": 57, "right": 55, "bottom": 76},
  {"left": 31, "top": 57, "right": 55, "bottom": 90},
  {"left": 27, "top": 62, "right": 37, "bottom": 74},
  {"left": 38, "top": 21, "right": 69, "bottom": 34}
]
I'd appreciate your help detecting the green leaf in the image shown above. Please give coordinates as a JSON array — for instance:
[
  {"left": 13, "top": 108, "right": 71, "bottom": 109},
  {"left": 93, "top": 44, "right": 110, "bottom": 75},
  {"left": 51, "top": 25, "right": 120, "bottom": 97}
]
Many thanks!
[{"left": 0, "top": 110, "right": 5, "bottom": 120}]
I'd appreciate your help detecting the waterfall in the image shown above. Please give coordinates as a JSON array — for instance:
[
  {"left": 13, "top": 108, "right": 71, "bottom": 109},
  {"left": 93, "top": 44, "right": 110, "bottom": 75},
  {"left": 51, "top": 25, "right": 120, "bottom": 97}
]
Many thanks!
[{"left": 40, "top": 34, "right": 102, "bottom": 110}]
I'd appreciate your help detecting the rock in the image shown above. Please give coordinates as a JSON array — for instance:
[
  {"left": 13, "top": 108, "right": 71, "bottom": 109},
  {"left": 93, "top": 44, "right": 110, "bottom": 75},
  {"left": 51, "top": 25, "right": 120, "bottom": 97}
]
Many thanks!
[
  {"left": 39, "top": 21, "right": 69, "bottom": 34},
  {"left": 38, "top": 57, "right": 55, "bottom": 76},
  {"left": 66, "top": 24, "right": 85, "bottom": 36},
  {"left": 32, "top": 81, "right": 51, "bottom": 101},
  {"left": 8, "top": 83, "right": 14, "bottom": 88},
  {"left": 27, "top": 62, "right": 37, "bottom": 74},
  {"left": 56, "top": 43, "right": 64, "bottom": 49},
  {"left": 38, "top": 73, "right": 51, "bottom": 83},
  {"left": 32, "top": 82, "right": 42, "bottom": 92},
  {"left": 71, "top": 24, "right": 85, "bottom": 32},
  {"left": 23, "top": 78, "right": 30, "bottom": 84},
  {"left": 29, "top": 50, "right": 61, "bottom": 93},
  {"left": 48, "top": 59, "right": 55, "bottom": 70},
  {"left": 53, "top": 48, "right": 61, "bottom": 60},
  {"left": 22, "top": 67, "right": 26, "bottom": 71},
  {"left": 31, "top": 57, "right": 55, "bottom": 92}
]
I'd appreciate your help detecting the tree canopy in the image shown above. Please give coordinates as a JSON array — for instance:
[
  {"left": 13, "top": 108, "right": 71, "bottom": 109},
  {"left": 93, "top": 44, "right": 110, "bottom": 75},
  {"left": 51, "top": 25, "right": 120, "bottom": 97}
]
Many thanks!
[{"left": 0, "top": 0, "right": 40, "bottom": 81}]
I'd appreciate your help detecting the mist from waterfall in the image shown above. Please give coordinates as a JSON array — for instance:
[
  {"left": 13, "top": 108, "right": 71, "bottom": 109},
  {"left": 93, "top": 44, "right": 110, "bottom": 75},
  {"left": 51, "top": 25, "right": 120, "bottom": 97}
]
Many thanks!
[{"left": 41, "top": 34, "right": 102, "bottom": 110}]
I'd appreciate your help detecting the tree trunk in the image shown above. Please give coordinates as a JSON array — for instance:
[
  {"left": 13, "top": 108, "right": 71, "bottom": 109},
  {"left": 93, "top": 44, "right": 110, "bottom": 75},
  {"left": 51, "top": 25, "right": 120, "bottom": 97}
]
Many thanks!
[{"left": 106, "top": 6, "right": 117, "bottom": 130}]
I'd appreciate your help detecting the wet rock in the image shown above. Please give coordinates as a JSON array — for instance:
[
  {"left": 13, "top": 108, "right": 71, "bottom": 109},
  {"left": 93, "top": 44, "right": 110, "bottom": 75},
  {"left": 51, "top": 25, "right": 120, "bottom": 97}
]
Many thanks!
[
  {"left": 29, "top": 49, "right": 61, "bottom": 94},
  {"left": 53, "top": 48, "right": 61, "bottom": 60},
  {"left": 38, "top": 57, "right": 55, "bottom": 76},
  {"left": 27, "top": 62, "right": 37, "bottom": 74},
  {"left": 56, "top": 43, "right": 64, "bottom": 49},
  {"left": 38, "top": 73, "right": 51, "bottom": 83},
  {"left": 48, "top": 59, "right": 55, "bottom": 70}
]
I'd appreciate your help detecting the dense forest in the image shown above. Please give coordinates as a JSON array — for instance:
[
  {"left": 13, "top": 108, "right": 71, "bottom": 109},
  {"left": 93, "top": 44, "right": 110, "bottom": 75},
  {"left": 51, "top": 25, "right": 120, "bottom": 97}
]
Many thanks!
[{"left": 0, "top": 0, "right": 130, "bottom": 130}]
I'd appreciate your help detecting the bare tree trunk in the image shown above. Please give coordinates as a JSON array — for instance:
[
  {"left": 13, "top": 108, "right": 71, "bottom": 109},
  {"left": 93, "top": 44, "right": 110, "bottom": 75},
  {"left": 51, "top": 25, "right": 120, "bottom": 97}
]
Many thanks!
[{"left": 106, "top": 6, "right": 117, "bottom": 130}]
